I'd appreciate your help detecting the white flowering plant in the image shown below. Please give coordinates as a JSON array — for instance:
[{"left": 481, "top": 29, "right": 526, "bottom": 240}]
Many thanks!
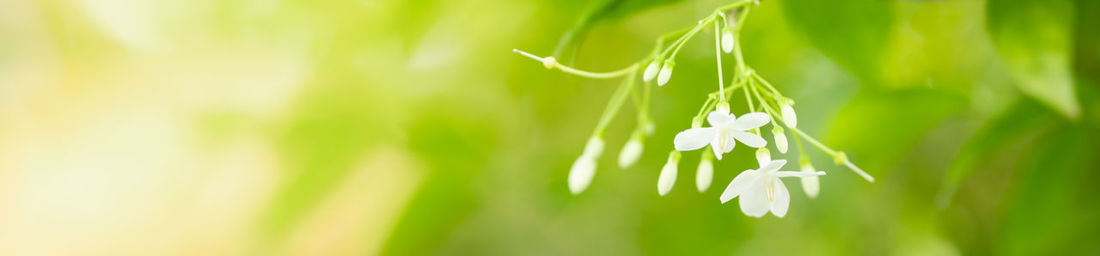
[{"left": 514, "top": 0, "right": 873, "bottom": 218}]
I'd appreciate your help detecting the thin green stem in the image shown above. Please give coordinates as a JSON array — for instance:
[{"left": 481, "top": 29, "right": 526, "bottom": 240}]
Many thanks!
[
  {"left": 743, "top": 82, "right": 754, "bottom": 112},
  {"left": 513, "top": 49, "right": 638, "bottom": 79},
  {"left": 789, "top": 127, "right": 839, "bottom": 156},
  {"left": 664, "top": 16, "right": 717, "bottom": 58},
  {"left": 751, "top": 72, "right": 784, "bottom": 98},
  {"left": 713, "top": 17, "right": 726, "bottom": 103},
  {"left": 693, "top": 96, "right": 718, "bottom": 125},
  {"left": 593, "top": 69, "right": 639, "bottom": 136},
  {"left": 556, "top": 63, "right": 639, "bottom": 79}
]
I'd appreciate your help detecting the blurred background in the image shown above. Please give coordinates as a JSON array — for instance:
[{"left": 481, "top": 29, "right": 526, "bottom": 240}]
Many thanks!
[{"left": 0, "top": 0, "right": 1098, "bottom": 255}]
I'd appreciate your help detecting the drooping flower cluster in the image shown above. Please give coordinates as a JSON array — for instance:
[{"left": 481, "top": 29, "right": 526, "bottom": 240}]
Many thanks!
[{"left": 513, "top": 0, "right": 874, "bottom": 218}]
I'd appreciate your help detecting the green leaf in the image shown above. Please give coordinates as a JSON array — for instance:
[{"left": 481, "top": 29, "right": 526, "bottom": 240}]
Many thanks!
[
  {"left": 987, "top": 0, "right": 1080, "bottom": 118},
  {"left": 780, "top": 0, "right": 892, "bottom": 83},
  {"left": 934, "top": 99, "right": 1058, "bottom": 209}
]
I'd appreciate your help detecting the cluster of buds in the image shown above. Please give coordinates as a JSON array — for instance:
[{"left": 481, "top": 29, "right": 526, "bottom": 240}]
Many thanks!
[{"left": 514, "top": 0, "right": 872, "bottom": 218}]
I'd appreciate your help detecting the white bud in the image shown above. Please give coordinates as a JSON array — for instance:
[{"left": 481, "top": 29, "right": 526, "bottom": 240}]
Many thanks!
[
  {"left": 568, "top": 155, "right": 597, "bottom": 194},
  {"left": 773, "top": 126, "right": 788, "bottom": 154},
  {"left": 581, "top": 137, "right": 604, "bottom": 157},
  {"left": 800, "top": 160, "right": 820, "bottom": 198},
  {"left": 721, "top": 27, "right": 735, "bottom": 53},
  {"left": 657, "top": 152, "right": 680, "bottom": 196},
  {"left": 781, "top": 103, "right": 798, "bottom": 128},
  {"left": 755, "top": 147, "right": 771, "bottom": 167},
  {"left": 617, "top": 137, "right": 644, "bottom": 169},
  {"left": 644, "top": 122, "right": 656, "bottom": 136},
  {"left": 643, "top": 58, "right": 662, "bottom": 82},
  {"left": 657, "top": 60, "right": 675, "bottom": 86},
  {"left": 568, "top": 137, "right": 605, "bottom": 194},
  {"left": 716, "top": 102, "right": 730, "bottom": 115},
  {"left": 695, "top": 155, "right": 713, "bottom": 192}
]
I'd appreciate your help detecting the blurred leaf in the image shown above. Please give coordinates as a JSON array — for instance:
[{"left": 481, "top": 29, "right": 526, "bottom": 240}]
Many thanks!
[
  {"left": 996, "top": 123, "right": 1100, "bottom": 255},
  {"left": 260, "top": 82, "right": 379, "bottom": 245},
  {"left": 781, "top": 0, "right": 892, "bottom": 83},
  {"left": 987, "top": 0, "right": 1080, "bottom": 118},
  {"left": 1074, "top": 0, "right": 1100, "bottom": 82},
  {"left": 552, "top": 0, "right": 682, "bottom": 61},
  {"left": 935, "top": 99, "right": 1058, "bottom": 209}
]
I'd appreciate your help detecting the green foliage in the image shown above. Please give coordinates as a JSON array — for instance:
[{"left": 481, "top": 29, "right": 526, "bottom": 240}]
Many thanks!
[
  {"left": 987, "top": 0, "right": 1080, "bottom": 118},
  {"left": 781, "top": 0, "right": 893, "bottom": 83}
]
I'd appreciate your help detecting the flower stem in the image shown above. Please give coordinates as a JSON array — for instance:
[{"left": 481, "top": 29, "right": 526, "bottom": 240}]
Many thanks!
[
  {"left": 513, "top": 49, "right": 638, "bottom": 79},
  {"left": 788, "top": 127, "right": 839, "bottom": 156},
  {"left": 713, "top": 16, "right": 726, "bottom": 103},
  {"left": 593, "top": 68, "right": 639, "bottom": 136}
]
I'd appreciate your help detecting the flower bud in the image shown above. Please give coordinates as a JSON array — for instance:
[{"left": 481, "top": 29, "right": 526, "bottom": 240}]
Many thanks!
[
  {"left": 716, "top": 102, "right": 730, "bottom": 115},
  {"left": 800, "top": 159, "right": 820, "bottom": 198},
  {"left": 618, "top": 135, "right": 644, "bottom": 169},
  {"left": 695, "top": 153, "right": 714, "bottom": 192},
  {"left": 721, "top": 27, "right": 735, "bottom": 53},
  {"left": 781, "top": 103, "right": 798, "bottom": 128},
  {"left": 643, "top": 58, "right": 662, "bottom": 82},
  {"left": 657, "top": 60, "right": 675, "bottom": 86},
  {"left": 772, "top": 126, "right": 788, "bottom": 154},
  {"left": 658, "top": 151, "right": 681, "bottom": 196},
  {"left": 568, "top": 137, "right": 605, "bottom": 194},
  {"left": 581, "top": 136, "right": 605, "bottom": 157},
  {"left": 644, "top": 122, "right": 656, "bottom": 136},
  {"left": 755, "top": 147, "right": 770, "bottom": 167}
]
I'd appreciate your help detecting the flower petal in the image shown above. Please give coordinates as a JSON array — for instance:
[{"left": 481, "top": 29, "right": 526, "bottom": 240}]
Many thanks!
[
  {"left": 710, "top": 134, "right": 735, "bottom": 160},
  {"left": 674, "top": 128, "right": 715, "bottom": 151},
  {"left": 720, "top": 170, "right": 757, "bottom": 203},
  {"left": 770, "top": 178, "right": 790, "bottom": 218},
  {"left": 800, "top": 162, "right": 820, "bottom": 198},
  {"left": 733, "top": 112, "right": 770, "bottom": 130},
  {"left": 738, "top": 178, "right": 770, "bottom": 218},
  {"left": 707, "top": 110, "right": 733, "bottom": 127},
  {"left": 775, "top": 171, "right": 826, "bottom": 177},
  {"left": 731, "top": 131, "right": 767, "bottom": 148},
  {"left": 761, "top": 159, "right": 787, "bottom": 173}
]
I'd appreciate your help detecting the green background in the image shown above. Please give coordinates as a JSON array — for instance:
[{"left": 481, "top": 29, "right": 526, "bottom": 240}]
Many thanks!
[{"left": 0, "top": 0, "right": 1098, "bottom": 255}]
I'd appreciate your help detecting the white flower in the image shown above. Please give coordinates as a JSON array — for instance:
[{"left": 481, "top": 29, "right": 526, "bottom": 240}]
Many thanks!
[
  {"left": 721, "top": 27, "right": 735, "bottom": 53},
  {"left": 719, "top": 150, "right": 825, "bottom": 218},
  {"left": 657, "top": 152, "right": 680, "bottom": 196},
  {"left": 781, "top": 103, "right": 797, "bottom": 128},
  {"left": 800, "top": 160, "right": 820, "bottom": 198},
  {"left": 673, "top": 108, "right": 770, "bottom": 160},
  {"left": 643, "top": 58, "right": 662, "bottom": 82},
  {"left": 568, "top": 137, "right": 604, "bottom": 194},
  {"left": 618, "top": 136, "right": 644, "bottom": 169},
  {"left": 657, "top": 60, "right": 675, "bottom": 86},
  {"left": 696, "top": 153, "right": 713, "bottom": 192},
  {"left": 772, "top": 126, "right": 788, "bottom": 154}
]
